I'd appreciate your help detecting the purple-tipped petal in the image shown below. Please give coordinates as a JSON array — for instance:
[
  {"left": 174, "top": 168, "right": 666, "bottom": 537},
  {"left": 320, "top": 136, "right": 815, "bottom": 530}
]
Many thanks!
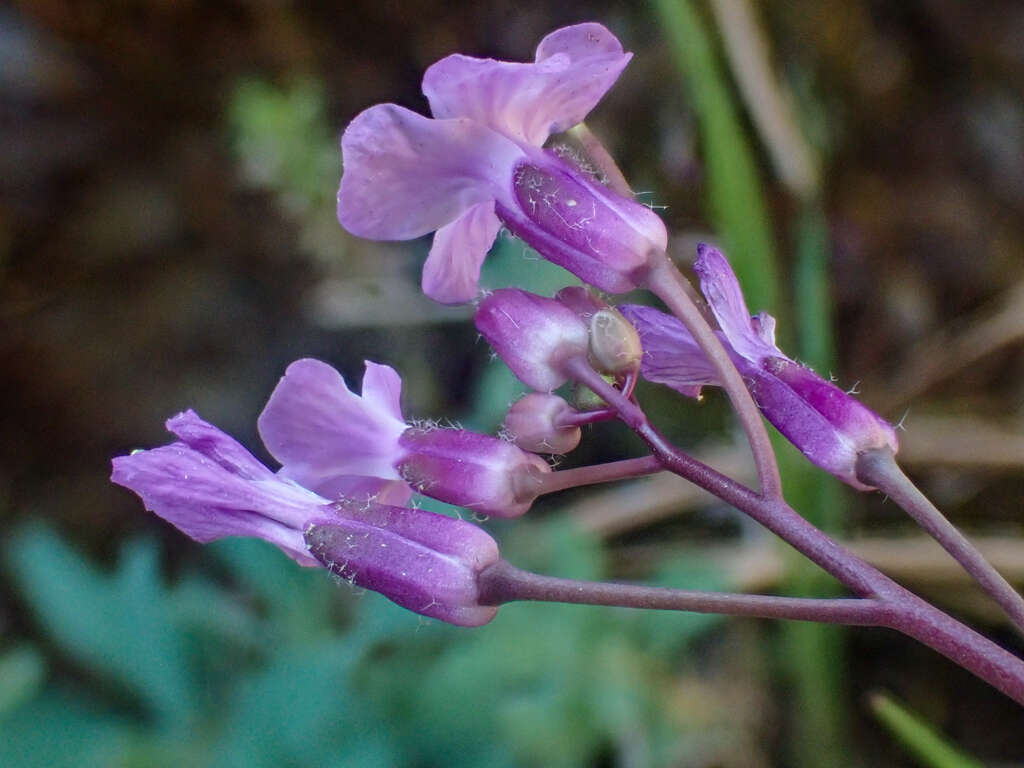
[
  {"left": 164, "top": 409, "right": 276, "bottom": 481},
  {"left": 423, "top": 23, "right": 631, "bottom": 148},
  {"left": 421, "top": 201, "right": 502, "bottom": 304},
  {"left": 112, "top": 413, "right": 329, "bottom": 566},
  {"left": 258, "top": 359, "right": 408, "bottom": 497},
  {"left": 305, "top": 504, "right": 500, "bottom": 626},
  {"left": 338, "top": 104, "right": 523, "bottom": 240},
  {"left": 693, "top": 244, "right": 778, "bottom": 363},
  {"left": 618, "top": 305, "right": 718, "bottom": 398}
]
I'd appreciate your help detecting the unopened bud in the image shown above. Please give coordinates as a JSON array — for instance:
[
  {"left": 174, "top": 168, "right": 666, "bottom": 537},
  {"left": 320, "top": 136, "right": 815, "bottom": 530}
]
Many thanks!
[
  {"left": 504, "top": 393, "right": 582, "bottom": 454},
  {"left": 589, "top": 308, "right": 642, "bottom": 374},
  {"left": 475, "top": 289, "right": 589, "bottom": 391}
]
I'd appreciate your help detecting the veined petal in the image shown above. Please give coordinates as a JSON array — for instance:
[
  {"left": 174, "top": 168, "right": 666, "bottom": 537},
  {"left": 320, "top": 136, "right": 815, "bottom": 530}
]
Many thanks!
[
  {"left": 618, "top": 305, "right": 718, "bottom": 398},
  {"left": 338, "top": 104, "right": 523, "bottom": 240},
  {"left": 693, "top": 244, "right": 780, "bottom": 364},
  {"left": 360, "top": 361, "right": 404, "bottom": 424},
  {"left": 423, "top": 23, "right": 631, "bottom": 147},
  {"left": 258, "top": 359, "right": 408, "bottom": 495},
  {"left": 422, "top": 201, "right": 502, "bottom": 304},
  {"left": 111, "top": 414, "right": 328, "bottom": 566}
]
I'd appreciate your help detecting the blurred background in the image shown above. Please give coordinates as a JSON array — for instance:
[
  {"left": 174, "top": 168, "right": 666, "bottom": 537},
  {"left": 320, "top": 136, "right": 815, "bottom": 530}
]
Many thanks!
[{"left": 2, "top": 1, "right": 1023, "bottom": 766}]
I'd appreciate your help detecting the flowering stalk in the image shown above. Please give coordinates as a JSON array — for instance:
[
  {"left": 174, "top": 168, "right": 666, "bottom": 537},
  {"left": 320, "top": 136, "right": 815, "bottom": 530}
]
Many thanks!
[
  {"left": 857, "top": 448, "right": 1024, "bottom": 636},
  {"left": 644, "top": 252, "right": 783, "bottom": 499},
  {"left": 534, "top": 455, "right": 663, "bottom": 496},
  {"left": 561, "top": 354, "right": 1024, "bottom": 705},
  {"left": 478, "top": 560, "right": 886, "bottom": 624}
]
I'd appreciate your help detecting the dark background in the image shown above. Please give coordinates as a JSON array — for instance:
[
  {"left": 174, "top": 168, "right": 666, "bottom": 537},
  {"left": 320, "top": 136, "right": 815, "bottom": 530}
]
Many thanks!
[{"left": 2, "top": 1, "right": 1022, "bottom": 766}]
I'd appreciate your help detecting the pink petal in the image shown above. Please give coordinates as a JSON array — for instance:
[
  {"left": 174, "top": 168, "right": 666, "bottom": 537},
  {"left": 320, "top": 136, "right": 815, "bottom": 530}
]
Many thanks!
[
  {"left": 693, "top": 244, "right": 780, "bottom": 364},
  {"left": 257, "top": 359, "right": 408, "bottom": 495},
  {"left": 421, "top": 201, "right": 502, "bottom": 304},
  {"left": 360, "top": 361, "right": 404, "bottom": 423},
  {"left": 618, "top": 305, "right": 718, "bottom": 398},
  {"left": 338, "top": 104, "right": 523, "bottom": 240},
  {"left": 422, "top": 23, "right": 631, "bottom": 147}
]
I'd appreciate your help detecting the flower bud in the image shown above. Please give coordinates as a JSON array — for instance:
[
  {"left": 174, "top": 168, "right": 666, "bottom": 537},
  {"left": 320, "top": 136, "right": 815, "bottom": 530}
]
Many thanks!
[
  {"left": 397, "top": 427, "right": 550, "bottom": 517},
  {"left": 475, "top": 288, "right": 589, "bottom": 391},
  {"left": 304, "top": 500, "right": 500, "bottom": 627},
  {"left": 503, "top": 393, "right": 582, "bottom": 454},
  {"left": 588, "top": 307, "right": 642, "bottom": 375}
]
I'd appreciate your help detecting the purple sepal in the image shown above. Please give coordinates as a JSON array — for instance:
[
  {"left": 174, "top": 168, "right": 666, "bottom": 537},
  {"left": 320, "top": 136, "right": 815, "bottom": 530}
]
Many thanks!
[
  {"left": 499, "top": 152, "right": 667, "bottom": 293},
  {"left": 555, "top": 285, "right": 607, "bottom": 318},
  {"left": 753, "top": 358, "right": 899, "bottom": 490},
  {"left": 111, "top": 410, "right": 331, "bottom": 566},
  {"left": 305, "top": 501, "right": 500, "bottom": 627},
  {"left": 475, "top": 288, "right": 589, "bottom": 391},
  {"left": 258, "top": 358, "right": 410, "bottom": 502},
  {"left": 397, "top": 428, "right": 550, "bottom": 518}
]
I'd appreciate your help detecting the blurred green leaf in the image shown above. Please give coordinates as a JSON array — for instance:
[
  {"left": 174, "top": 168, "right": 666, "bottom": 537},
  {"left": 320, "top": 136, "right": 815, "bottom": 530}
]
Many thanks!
[
  {"left": 0, "top": 645, "right": 45, "bottom": 716},
  {"left": 869, "top": 691, "right": 986, "bottom": 768},
  {"left": 5, "top": 525, "right": 195, "bottom": 724},
  {"left": 0, "top": 690, "right": 134, "bottom": 768},
  {"left": 206, "top": 537, "right": 336, "bottom": 645},
  {"left": 652, "top": 0, "right": 780, "bottom": 314}
]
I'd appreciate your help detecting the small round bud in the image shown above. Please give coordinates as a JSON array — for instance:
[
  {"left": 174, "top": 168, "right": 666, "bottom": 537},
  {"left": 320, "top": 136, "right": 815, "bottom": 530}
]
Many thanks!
[
  {"left": 504, "top": 393, "right": 582, "bottom": 454},
  {"left": 589, "top": 308, "right": 642, "bottom": 374}
]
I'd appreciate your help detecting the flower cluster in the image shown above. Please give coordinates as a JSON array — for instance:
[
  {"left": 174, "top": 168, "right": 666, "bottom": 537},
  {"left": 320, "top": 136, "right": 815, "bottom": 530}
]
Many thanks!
[
  {"left": 114, "top": 22, "right": 900, "bottom": 627},
  {"left": 113, "top": 358, "right": 558, "bottom": 626}
]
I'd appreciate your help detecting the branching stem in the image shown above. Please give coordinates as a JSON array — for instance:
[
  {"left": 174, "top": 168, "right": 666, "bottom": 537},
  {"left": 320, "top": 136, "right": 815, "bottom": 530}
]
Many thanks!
[
  {"left": 857, "top": 448, "right": 1024, "bottom": 637},
  {"left": 560, "top": 353, "right": 1024, "bottom": 705}
]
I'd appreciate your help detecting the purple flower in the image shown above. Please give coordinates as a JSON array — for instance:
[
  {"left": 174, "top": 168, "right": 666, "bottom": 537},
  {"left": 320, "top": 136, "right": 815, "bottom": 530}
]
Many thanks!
[
  {"left": 337, "top": 23, "right": 667, "bottom": 304},
  {"left": 112, "top": 411, "right": 500, "bottom": 626},
  {"left": 621, "top": 245, "right": 899, "bottom": 489},
  {"left": 260, "top": 357, "right": 550, "bottom": 516}
]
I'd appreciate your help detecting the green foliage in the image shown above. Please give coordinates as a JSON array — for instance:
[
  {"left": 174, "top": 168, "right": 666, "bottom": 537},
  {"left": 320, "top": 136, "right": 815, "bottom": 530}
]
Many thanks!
[
  {"left": 228, "top": 78, "right": 344, "bottom": 262},
  {"left": 869, "top": 692, "right": 986, "bottom": 768},
  {"left": 2, "top": 521, "right": 725, "bottom": 768},
  {"left": 652, "top": 0, "right": 780, "bottom": 314}
]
